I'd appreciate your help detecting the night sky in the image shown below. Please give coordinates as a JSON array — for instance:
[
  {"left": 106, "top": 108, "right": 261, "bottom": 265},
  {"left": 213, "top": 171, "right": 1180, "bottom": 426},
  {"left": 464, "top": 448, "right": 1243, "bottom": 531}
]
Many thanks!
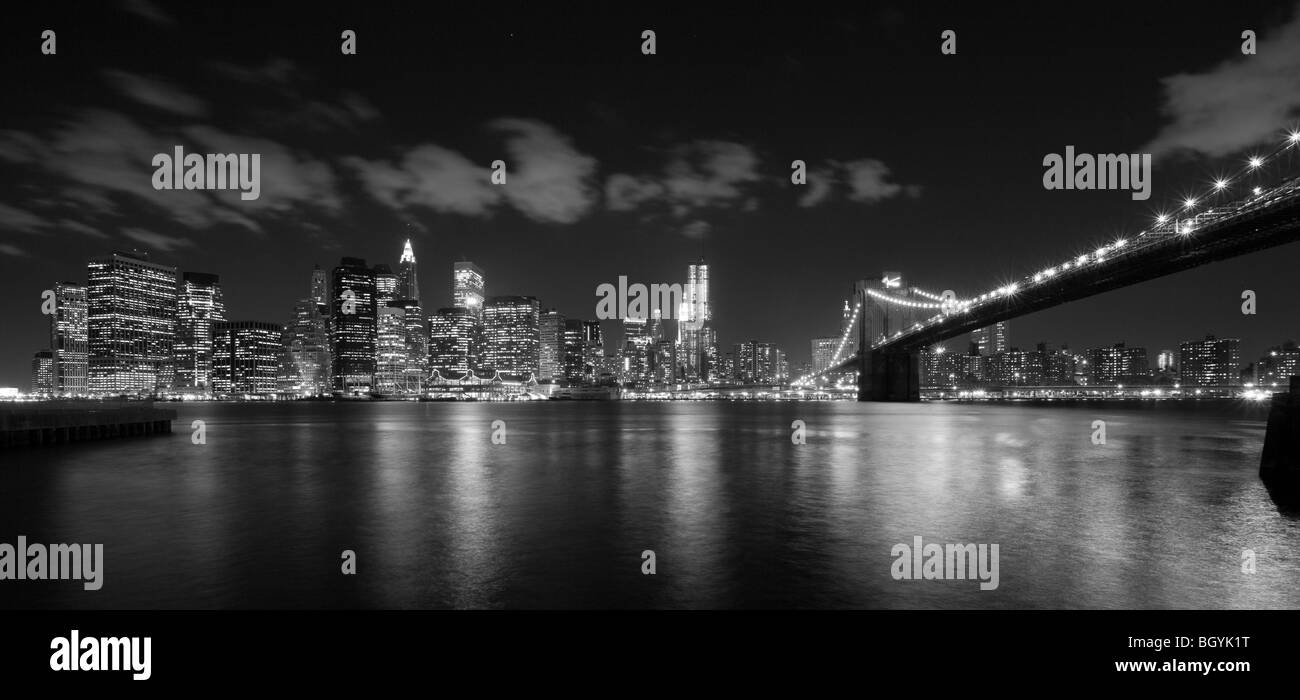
[{"left": 3, "top": 1, "right": 1300, "bottom": 387}]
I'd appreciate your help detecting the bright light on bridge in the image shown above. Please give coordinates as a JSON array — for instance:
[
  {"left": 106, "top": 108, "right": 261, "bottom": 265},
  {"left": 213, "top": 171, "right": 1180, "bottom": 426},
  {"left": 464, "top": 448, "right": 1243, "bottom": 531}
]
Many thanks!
[
  {"left": 1214, "top": 179, "right": 1228, "bottom": 190},
  {"left": 1156, "top": 213, "right": 1169, "bottom": 224},
  {"left": 1289, "top": 131, "right": 1300, "bottom": 143},
  {"left": 1249, "top": 156, "right": 1263, "bottom": 168},
  {"left": 1183, "top": 197, "right": 1197, "bottom": 209}
]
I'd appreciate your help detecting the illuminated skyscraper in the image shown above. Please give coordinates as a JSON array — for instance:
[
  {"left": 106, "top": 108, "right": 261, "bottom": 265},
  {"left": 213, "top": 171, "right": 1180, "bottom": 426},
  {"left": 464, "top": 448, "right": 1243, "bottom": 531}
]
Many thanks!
[
  {"left": 733, "top": 341, "right": 779, "bottom": 383},
  {"left": 972, "top": 321, "right": 1009, "bottom": 356},
  {"left": 648, "top": 308, "right": 663, "bottom": 342},
  {"left": 1157, "top": 349, "right": 1176, "bottom": 372},
  {"left": 372, "top": 299, "right": 427, "bottom": 396},
  {"left": 1083, "top": 343, "right": 1150, "bottom": 385},
  {"left": 678, "top": 260, "right": 714, "bottom": 381},
  {"left": 453, "top": 261, "right": 486, "bottom": 318},
  {"left": 373, "top": 264, "right": 397, "bottom": 309},
  {"left": 374, "top": 306, "right": 408, "bottom": 395},
  {"left": 395, "top": 299, "right": 427, "bottom": 389},
  {"left": 86, "top": 250, "right": 178, "bottom": 395},
  {"left": 811, "top": 337, "right": 838, "bottom": 374},
  {"left": 279, "top": 266, "right": 331, "bottom": 397},
  {"left": 309, "top": 265, "right": 327, "bottom": 305},
  {"left": 1179, "top": 335, "right": 1241, "bottom": 387},
  {"left": 429, "top": 306, "right": 478, "bottom": 378},
  {"left": 582, "top": 320, "right": 603, "bottom": 383},
  {"left": 622, "top": 315, "right": 651, "bottom": 384},
  {"left": 49, "top": 282, "right": 88, "bottom": 395},
  {"left": 397, "top": 239, "right": 420, "bottom": 303},
  {"left": 539, "top": 308, "right": 566, "bottom": 383},
  {"left": 330, "top": 257, "right": 377, "bottom": 396},
  {"left": 175, "top": 272, "right": 226, "bottom": 391},
  {"left": 561, "top": 319, "right": 585, "bottom": 382},
  {"left": 31, "top": 350, "right": 53, "bottom": 394},
  {"left": 279, "top": 296, "right": 331, "bottom": 397},
  {"left": 482, "top": 296, "right": 539, "bottom": 377},
  {"left": 211, "top": 321, "right": 282, "bottom": 396},
  {"left": 1256, "top": 343, "right": 1300, "bottom": 386}
]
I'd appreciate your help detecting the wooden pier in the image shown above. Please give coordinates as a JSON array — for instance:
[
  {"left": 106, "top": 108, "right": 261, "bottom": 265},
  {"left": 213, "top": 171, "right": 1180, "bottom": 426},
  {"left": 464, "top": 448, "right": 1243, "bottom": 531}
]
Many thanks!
[{"left": 0, "top": 401, "right": 177, "bottom": 448}]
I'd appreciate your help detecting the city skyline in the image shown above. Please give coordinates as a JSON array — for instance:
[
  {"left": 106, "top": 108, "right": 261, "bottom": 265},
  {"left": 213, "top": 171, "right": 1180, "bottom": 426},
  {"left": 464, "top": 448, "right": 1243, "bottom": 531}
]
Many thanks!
[{"left": 19, "top": 233, "right": 1298, "bottom": 396}]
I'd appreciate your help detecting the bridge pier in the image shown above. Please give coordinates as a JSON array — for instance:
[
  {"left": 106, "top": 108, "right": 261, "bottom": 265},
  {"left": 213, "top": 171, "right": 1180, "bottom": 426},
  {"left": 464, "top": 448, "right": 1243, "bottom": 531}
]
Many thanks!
[{"left": 858, "top": 348, "right": 921, "bottom": 402}]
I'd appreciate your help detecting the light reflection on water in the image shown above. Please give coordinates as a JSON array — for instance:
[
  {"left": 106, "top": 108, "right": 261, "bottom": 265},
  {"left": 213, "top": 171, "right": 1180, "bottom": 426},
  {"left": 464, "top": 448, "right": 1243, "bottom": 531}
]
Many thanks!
[{"left": 1, "top": 401, "right": 1295, "bottom": 609}]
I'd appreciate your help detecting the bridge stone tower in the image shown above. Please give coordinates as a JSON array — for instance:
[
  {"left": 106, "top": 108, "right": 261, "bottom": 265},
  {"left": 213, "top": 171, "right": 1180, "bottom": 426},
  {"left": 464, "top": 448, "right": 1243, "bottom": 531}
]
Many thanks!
[{"left": 854, "top": 275, "right": 922, "bottom": 402}]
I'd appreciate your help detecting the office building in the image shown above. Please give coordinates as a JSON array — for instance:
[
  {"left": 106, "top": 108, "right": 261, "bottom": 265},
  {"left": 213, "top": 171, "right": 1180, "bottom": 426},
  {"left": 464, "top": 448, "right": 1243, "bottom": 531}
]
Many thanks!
[
  {"left": 397, "top": 239, "right": 420, "bottom": 303},
  {"left": 452, "top": 261, "right": 486, "bottom": 318},
  {"left": 429, "top": 306, "right": 479, "bottom": 378},
  {"left": 373, "top": 264, "right": 397, "bottom": 309},
  {"left": 539, "top": 308, "right": 566, "bottom": 383},
  {"left": 174, "top": 272, "right": 226, "bottom": 391},
  {"left": 972, "top": 321, "right": 1009, "bottom": 356},
  {"left": 1180, "top": 335, "right": 1241, "bottom": 387},
  {"left": 87, "top": 250, "right": 178, "bottom": 395},
  {"left": 211, "top": 321, "right": 281, "bottom": 396},
  {"left": 374, "top": 306, "right": 409, "bottom": 395},
  {"left": 31, "top": 350, "right": 54, "bottom": 394},
  {"left": 679, "top": 260, "right": 713, "bottom": 381},
  {"left": 1083, "top": 342, "right": 1149, "bottom": 385},
  {"left": 482, "top": 296, "right": 540, "bottom": 377},
  {"left": 1256, "top": 342, "right": 1300, "bottom": 387},
  {"left": 48, "top": 282, "right": 88, "bottom": 395},
  {"left": 811, "top": 336, "right": 838, "bottom": 374},
  {"left": 330, "top": 257, "right": 377, "bottom": 396}
]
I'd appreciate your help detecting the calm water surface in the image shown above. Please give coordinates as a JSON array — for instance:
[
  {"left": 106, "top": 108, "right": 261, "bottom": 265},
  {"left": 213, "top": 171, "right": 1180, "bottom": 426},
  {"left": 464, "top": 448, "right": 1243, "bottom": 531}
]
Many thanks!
[{"left": 1, "top": 401, "right": 1295, "bottom": 609}]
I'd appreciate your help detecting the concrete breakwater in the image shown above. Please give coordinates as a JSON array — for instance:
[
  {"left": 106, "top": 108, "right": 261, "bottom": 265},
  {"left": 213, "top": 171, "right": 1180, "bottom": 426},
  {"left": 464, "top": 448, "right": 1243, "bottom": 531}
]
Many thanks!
[{"left": 0, "top": 401, "right": 177, "bottom": 448}]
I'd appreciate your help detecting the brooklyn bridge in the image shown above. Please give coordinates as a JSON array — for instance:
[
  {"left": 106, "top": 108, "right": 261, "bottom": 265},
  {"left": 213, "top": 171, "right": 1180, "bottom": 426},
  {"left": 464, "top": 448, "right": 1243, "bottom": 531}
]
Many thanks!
[{"left": 797, "top": 130, "right": 1300, "bottom": 401}]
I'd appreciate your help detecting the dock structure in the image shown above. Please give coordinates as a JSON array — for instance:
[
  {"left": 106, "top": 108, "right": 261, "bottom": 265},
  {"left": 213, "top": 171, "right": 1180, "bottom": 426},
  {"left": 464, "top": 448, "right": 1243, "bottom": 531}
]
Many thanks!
[{"left": 0, "top": 401, "right": 178, "bottom": 448}]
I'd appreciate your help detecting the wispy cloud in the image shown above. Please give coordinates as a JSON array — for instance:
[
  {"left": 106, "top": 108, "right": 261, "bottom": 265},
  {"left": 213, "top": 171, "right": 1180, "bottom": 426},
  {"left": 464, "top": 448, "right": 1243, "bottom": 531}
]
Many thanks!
[
  {"left": 489, "top": 118, "right": 599, "bottom": 224},
  {"left": 121, "top": 0, "right": 175, "bottom": 25},
  {"left": 797, "top": 167, "right": 835, "bottom": 207},
  {"left": 793, "top": 158, "right": 920, "bottom": 206},
  {"left": 60, "top": 219, "right": 109, "bottom": 239},
  {"left": 0, "top": 202, "right": 49, "bottom": 233},
  {"left": 0, "top": 107, "right": 344, "bottom": 236},
  {"left": 345, "top": 145, "right": 500, "bottom": 217},
  {"left": 1146, "top": 4, "right": 1300, "bottom": 157},
  {"left": 121, "top": 227, "right": 193, "bottom": 252},
  {"left": 104, "top": 70, "right": 208, "bottom": 117},
  {"left": 842, "top": 159, "right": 919, "bottom": 203},
  {"left": 605, "top": 140, "right": 763, "bottom": 217},
  {"left": 346, "top": 118, "right": 599, "bottom": 224},
  {"left": 0, "top": 243, "right": 30, "bottom": 257}
]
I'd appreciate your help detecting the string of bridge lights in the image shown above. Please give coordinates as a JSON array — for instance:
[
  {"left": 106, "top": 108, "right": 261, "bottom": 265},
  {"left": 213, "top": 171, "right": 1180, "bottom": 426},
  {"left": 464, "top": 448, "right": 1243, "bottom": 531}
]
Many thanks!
[{"left": 794, "top": 128, "right": 1300, "bottom": 388}]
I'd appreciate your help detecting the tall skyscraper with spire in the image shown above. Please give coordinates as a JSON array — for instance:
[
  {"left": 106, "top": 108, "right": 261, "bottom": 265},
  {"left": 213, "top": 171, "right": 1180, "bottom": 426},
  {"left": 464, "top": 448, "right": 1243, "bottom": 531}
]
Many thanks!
[
  {"left": 678, "top": 259, "right": 714, "bottom": 381},
  {"left": 398, "top": 239, "right": 420, "bottom": 303}
]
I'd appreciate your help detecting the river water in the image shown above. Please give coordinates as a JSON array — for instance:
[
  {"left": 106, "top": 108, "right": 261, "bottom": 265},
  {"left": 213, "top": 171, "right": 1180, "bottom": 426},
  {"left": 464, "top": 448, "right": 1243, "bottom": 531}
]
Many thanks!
[{"left": 1, "top": 400, "right": 1295, "bottom": 609}]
